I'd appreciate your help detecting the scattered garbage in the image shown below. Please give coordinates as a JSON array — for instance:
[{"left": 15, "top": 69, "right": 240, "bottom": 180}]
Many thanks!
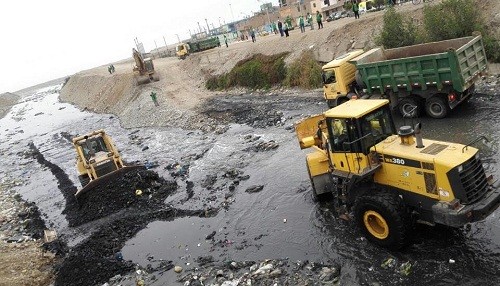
[
  {"left": 174, "top": 266, "right": 183, "bottom": 273},
  {"left": 205, "top": 231, "right": 217, "bottom": 240},
  {"left": 135, "top": 189, "right": 143, "bottom": 196},
  {"left": 43, "top": 229, "right": 57, "bottom": 243},
  {"left": 399, "top": 261, "right": 412, "bottom": 276},
  {"left": 245, "top": 185, "right": 264, "bottom": 193},
  {"left": 381, "top": 257, "right": 396, "bottom": 269},
  {"left": 449, "top": 259, "right": 456, "bottom": 264}
]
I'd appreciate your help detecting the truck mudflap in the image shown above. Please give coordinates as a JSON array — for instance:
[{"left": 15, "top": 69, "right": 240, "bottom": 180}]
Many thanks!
[
  {"left": 432, "top": 182, "right": 500, "bottom": 227},
  {"left": 75, "top": 165, "right": 145, "bottom": 199}
]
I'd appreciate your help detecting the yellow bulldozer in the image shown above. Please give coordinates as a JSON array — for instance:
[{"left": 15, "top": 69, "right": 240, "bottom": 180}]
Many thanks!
[
  {"left": 296, "top": 99, "right": 500, "bottom": 249},
  {"left": 72, "top": 130, "right": 143, "bottom": 198},
  {"left": 132, "top": 48, "right": 160, "bottom": 85}
]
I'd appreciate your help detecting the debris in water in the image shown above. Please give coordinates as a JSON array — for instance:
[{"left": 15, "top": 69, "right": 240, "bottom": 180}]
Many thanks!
[
  {"left": 245, "top": 185, "right": 264, "bottom": 193},
  {"left": 381, "top": 258, "right": 396, "bottom": 269}
]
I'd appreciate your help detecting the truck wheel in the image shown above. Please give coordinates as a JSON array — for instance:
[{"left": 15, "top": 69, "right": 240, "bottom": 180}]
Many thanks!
[
  {"left": 78, "top": 175, "right": 90, "bottom": 187},
  {"left": 425, "top": 96, "right": 449, "bottom": 119},
  {"left": 398, "top": 97, "right": 421, "bottom": 118},
  {"left": 354, "top": 191, "right": 411, "bottom": 249},
  {"left": 327, "top": 99, "right": 336, "bottom": 109}
]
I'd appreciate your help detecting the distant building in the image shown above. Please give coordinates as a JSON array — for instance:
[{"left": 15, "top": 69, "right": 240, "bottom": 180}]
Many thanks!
[{"left": 321, "top": 0, "right": 346, "bottom": 17}]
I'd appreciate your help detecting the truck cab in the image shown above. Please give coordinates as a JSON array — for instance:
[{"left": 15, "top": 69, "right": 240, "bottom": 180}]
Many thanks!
[
  {"left": 322, "top": 50, "right": 364, "bottom": 108},
  {"left": 176, "top": 43, "right": 189, "bottom": 59}
]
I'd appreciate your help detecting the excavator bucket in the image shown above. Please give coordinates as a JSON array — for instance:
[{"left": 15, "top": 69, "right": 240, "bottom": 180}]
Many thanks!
[{"left": 75, "top": 165, "right": 145, "bottom": 199}]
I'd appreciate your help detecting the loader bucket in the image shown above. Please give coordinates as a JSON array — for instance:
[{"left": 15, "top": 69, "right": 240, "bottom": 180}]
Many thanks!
[{"left": 75, "top": 165, "right": 146, "bottom": 199}]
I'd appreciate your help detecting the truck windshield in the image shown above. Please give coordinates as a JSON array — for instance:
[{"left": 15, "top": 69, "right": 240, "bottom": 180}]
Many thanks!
[{"left": 322, "top": 70, "right": 336, "bottom": 84}]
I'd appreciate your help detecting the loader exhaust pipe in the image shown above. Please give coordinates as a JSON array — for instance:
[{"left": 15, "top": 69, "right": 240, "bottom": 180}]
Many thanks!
[{"left": 415, "top": 123, "right": 424, "bottom": 148}]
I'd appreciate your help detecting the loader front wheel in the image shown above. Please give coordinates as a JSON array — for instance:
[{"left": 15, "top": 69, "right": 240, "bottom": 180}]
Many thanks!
[
  {"left": 354, "top": 191, "right": 411, "bottom": 249},
  {"left": 78, "top": 175, "right": 90, "bottom": 187}
]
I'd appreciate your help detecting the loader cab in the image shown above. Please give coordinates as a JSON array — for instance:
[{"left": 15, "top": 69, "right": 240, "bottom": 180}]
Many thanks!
[
  {"left": 325, "top": 99, "right": 396, "bottom": 173},
  {"left": 80, "top": 136, "right": 109, "bottom": 161}
]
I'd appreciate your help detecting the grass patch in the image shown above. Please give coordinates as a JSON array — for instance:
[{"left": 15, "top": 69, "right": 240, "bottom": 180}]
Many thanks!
[
  {"left": 285, "top": 51, "right": 323, "bottom": 89},
  {"left": 205, "top": 53, "right": 287, "bottom": 90}
]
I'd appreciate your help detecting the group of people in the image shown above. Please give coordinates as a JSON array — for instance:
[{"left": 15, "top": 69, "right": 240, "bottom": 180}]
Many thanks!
[
  {"left": 107, "top": 64, "right": 115, "bottom": 74},
  {"left": 274, "top": 11, "right": 324, "bottom": 37}
]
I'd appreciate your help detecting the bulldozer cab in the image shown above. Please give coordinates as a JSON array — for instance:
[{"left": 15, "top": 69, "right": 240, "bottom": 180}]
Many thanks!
[
  {"left": 324, "top": 100, "right": 396, "bottom": 174},
  {"left": 80, "top": 136, "right": 109, "bottom": 161}
]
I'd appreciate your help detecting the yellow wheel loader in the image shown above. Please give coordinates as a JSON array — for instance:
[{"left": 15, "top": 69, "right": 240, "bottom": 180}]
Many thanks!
[
  {"left": 72, "top": 130, "right": 144, "bottom": 199},
  {"left": 296, "top": 99, "right": 500, "bottom": 249}
]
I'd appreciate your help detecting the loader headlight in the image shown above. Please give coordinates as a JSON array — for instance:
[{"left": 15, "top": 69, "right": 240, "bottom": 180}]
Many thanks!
[
  {"left": 457, "top": 165, "right": 463, "bottom": 173},
  {"left": 107, "top": 152, "right": 113, "bottom": 157},
  {"left": 89, "top": 159, "right": 96, "bottom": 164}
]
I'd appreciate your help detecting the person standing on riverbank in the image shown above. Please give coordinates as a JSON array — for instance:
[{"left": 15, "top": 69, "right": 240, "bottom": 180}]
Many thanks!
[
  {"left": 316, "top": 11, "right": 323, "bottom": 29},
  {"left": 307, "top": 12, "right": 314, "bottom": 30},
  {"left": 299, "top": 15, "right": 305, "bottom": 33},
  {"left": 277, "top": 19, "right": 284, "bottom": 37},
  {"left": 150, "top": 92, "right": 159, "bottom": 107},
  {"left": 353, "top": 0, "right": 360, "bottom": 19}
]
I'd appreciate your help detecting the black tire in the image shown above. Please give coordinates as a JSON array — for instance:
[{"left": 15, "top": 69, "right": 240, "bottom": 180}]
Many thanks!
[
  {"left": 327, "top": 99, "right": 336, "bottom": 109},
  {"left": 353, "top": 191, "right": 412, "bottom": 249},
  {"left": 425, "top": 96, "right": 449, "bottom": 119},
  {"left": 398, "top": 97, "right": 421, "bottom": 118},
  {"left": 78, "top": 175, "right": 90, "bottom": 187}
]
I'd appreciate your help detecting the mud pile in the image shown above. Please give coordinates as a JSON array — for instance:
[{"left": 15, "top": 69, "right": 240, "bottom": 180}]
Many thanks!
[
  {"left": 200, "top": 93, "right": 318, "bottom": 128},
  {"left": 55, "top": 208, "right": 206, "bottom": 286},
  {"left": 64, "top": 168, "right": 177, "bottom": 227}
]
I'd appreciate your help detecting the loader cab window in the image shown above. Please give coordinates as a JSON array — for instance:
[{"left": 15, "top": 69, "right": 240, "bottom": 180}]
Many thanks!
[
  {"left": 357, "top": 107, "right": 396, "bottom": 153},
  {"left": 328, "top": 118, "right": 360, "bottom": 152},
  {"left": 322, "top": 69, "right": 336, "bottom": 84},
  {"left": 81, "top": 137, "right": 108, "bottom": 160}
]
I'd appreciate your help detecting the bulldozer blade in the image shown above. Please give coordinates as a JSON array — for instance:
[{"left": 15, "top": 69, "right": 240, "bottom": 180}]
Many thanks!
[{"left": 74, "top": 165, "right": 146, "bottom": 199}]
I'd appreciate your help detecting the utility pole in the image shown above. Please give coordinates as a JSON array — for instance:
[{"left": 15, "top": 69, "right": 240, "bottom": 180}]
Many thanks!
[
  {"left": 163, "top": 36, "right": 167, "bottom": 47},
  {"left": 229, "top": 3, "right": 234, "bottom": 23},
  {"left": 197, "top": 21, "right": 202, "bottom": 33},
  {"left": 175, "top": 34, "right": 181, "bottom": 43},
  {"left": 205, "top": 18, "right": 210, "bottom": 35}
]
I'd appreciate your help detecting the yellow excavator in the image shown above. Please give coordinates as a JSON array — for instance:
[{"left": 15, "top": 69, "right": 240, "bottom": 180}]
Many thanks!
[
  {"left": 132, "top": 48, "right": 160, "bottom": 85},
  {"left": 296, "top": 99, "right": 500, "bottom": 249},
  {"left": 72, "top": 130, "right": 143, "bottom": 198}
]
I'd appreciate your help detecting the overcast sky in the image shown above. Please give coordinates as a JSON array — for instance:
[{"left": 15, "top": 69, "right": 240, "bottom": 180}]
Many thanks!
[{"left": 0, "top": 0, "right": 278, "bottom": 93}]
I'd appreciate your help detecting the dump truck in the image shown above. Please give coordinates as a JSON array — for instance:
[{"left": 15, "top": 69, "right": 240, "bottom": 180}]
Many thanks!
[
  {"left": 132, "top": 48, "right": 160, "bottom": 84},
  {"left": 72, "top": 130, "right": 143, "bottom": 198},
  {"left": 176, "top": 37, "right": 221, "bottom": 59},
  {"left": 296, "top": 99, "right": 500, "bottom": 249},
  {"left": 322, "top": 34, "right": 488, "bottom": 118}
]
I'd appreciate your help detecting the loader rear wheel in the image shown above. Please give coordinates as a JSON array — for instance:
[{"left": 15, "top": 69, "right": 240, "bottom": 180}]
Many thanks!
[
  {"left": 354, "top": 191, "right": 411, "bottom": 249},
  {"left": 78, "top": 175, "right": 90, "bottom": 187}
]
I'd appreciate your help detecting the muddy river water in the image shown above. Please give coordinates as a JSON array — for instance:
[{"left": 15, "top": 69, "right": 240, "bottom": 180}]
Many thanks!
[{"left": 1, "top": 80, "right": 499, "bottom": 285}]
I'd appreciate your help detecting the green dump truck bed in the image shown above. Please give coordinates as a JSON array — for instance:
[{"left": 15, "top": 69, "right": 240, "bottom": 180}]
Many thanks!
[
  {"left": 351, "top": 35, "right": 488, "bottom": 94},
  {"left": 187, "top": 37, "right": 220, "bottom": 53}
]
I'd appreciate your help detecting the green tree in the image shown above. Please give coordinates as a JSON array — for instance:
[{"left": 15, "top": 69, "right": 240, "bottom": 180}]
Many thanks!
[
  {"left": 423, "top": 0, "right": 500, "bottom": 62},
  {"left": 375, "top": 7, "right": 418, "bottom": 48},
  {"left": 423, "top": 0, "right": 480, "bottom": 41}
]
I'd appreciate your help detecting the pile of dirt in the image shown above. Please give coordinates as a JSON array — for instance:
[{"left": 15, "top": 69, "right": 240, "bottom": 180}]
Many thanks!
[
  {"left": 64, "top": 168, "right": 178, "bottom": 227},
  {"left": 0, "top": 92, "right": 20, "bottom": 119}
]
